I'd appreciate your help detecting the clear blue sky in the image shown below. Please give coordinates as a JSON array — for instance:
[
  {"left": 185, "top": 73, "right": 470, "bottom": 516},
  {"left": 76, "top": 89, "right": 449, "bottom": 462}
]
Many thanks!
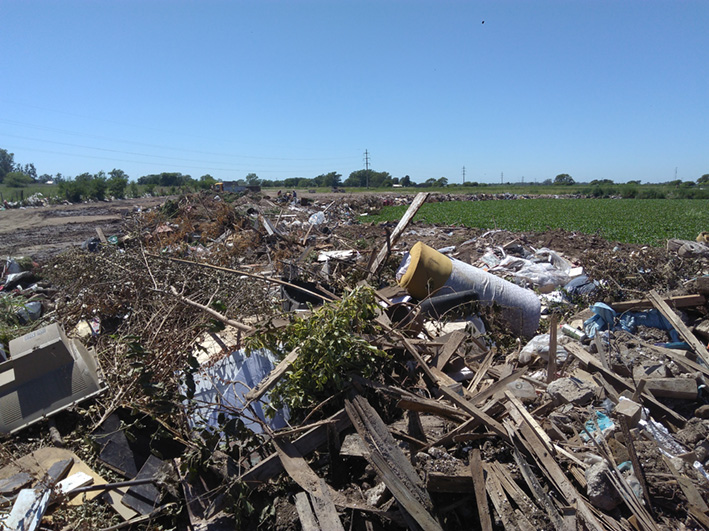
[{"left": 1, "top": 0, "right": 707, "bottom": 184}]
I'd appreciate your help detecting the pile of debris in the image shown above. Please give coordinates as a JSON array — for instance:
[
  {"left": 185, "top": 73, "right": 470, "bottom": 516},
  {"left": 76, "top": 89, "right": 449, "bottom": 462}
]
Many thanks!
[{"left": 1, "top": 190, "right": 709, "bottom": 530}]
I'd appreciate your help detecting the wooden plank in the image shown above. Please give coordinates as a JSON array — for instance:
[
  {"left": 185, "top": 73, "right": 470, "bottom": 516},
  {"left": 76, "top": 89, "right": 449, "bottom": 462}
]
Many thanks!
[
  {"left": 504, "top": 391, "right": 554, "bottom": 455},
  {"left": 271, "top": 438, "right": 345, "bottom": 531},
  {"left": 617, "top": 417, "right": 653, "bottom": 515},
  {"left": 5, "top": 488, "right": 51, "bottom": 531},
  {"left": 367, "top": 192, "right": 429, "bottom": 278},
  {"left": 484, "top": 464, "right": 518, "bottom": 530},
  {"left": 469, "top": 368, "right": 526, "bottom": 405},
  {"left": 515, "top": 422, "right": 605, "bottom": 531},
  {"left": 647, "top": 289, "right": 709, "bottom": 368},
  {"left": 650, "top": 344, "right": 709, "bottom": 379},
  {"left": 565, "top": 342, "right": 687, "bottom": 428},
  {"left": 243, "top": 347, "right": 300, "bottom": 405},
  {"left": 0, "top": 472, "right": 32, "bottom": 495},
  {"left": 396, "top": 395, "right": 470, "bottom": 422},
  {"left": 430, "top": 367, "right": 463, "bottom": 395},
  {"left": 96, "top": 227, "right": 109, "bottom": 245},
  {"left": 469, "top": 449, "right": 493, "bottom": 531},
  {"left": 644, "top": 378, "right": 697, "bottom": 400},
  {"left": 467, "top": 348, "right": 495, "bottom": 393},
  {"left": 510, "top": 443, "right": 568, "bottom": 531},
  {"left": 239, "top": 409, "right": 351, "bottom": 486},
  {"left": 55, "top": 472, "right": 93, "bottom": 497},
  {"left": 310, "top": 478, "right": 346, "bottom": 531},
  {"left": 547, "top": 314, "right": 558, "bottom": 383},
  {"left": 438, "top": 386, "right": 509, "bottom": 441},
  {"left": 294, "top": 492, "right": 321, "bottom": 531},
  {"left": 435, "top": 329, "right": 466, "bottom": 370},
  {"left": 345, "top": 394, "right": 443, "bottom": 531},
  {"left": 662, "top": 455, "right": 709, "bottom": 513},
  {"left": 610, "top": 294, "right": 705, "bottom": 313}
]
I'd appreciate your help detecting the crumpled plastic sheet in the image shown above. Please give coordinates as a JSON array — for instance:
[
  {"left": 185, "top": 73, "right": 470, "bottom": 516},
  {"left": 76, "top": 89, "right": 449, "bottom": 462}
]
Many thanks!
[{"left": 584, "top": 303, "right": 680, "bottom": 342}]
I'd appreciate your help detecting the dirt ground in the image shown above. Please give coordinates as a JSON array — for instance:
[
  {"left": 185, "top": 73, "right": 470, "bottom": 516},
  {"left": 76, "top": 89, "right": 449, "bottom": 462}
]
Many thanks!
[{"left": 0, "top": 196, "right": 171, "bottom": 261}]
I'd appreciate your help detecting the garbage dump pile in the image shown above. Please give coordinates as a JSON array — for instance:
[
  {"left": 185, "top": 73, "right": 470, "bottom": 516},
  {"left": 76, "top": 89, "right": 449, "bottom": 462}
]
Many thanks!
[{"left": 3, "top": 190, "right": 709, "bottom": 530}]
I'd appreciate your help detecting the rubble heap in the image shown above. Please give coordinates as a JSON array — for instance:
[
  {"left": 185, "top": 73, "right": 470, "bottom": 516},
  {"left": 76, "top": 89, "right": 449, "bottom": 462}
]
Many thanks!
[{"left": 1, "top": 190, "right": 709, "bottom": 530}]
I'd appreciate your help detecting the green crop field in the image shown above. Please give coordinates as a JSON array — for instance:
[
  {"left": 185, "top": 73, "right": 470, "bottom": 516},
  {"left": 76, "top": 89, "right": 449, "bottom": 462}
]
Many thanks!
[{"left": 367, "top": 198, "right": 709, "bottom": 246}]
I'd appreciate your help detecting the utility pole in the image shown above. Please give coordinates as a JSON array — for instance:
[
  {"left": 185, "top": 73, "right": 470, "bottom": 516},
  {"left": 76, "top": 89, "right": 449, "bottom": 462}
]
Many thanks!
[
  {"left": 462, "top": 166, "right": 466, "bottom": 184},
  {"left": 364, "top": 149, "right": 370, "bottom": 189},
  {"left": 500, "top": 172, "right": 503, "bottom": 185}
]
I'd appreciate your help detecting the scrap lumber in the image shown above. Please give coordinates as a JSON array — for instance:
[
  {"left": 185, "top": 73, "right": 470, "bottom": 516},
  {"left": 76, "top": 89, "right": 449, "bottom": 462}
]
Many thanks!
[
  {"left": 272, "top": 437, "right": 345, "bottom": 531},
  {"left": 345, "top": 394, "right": 443, "bottom": 531},
  {"left": 469, "top": 449, "right": 493, "bottom": 531},
  {"left": 647, "top": 289, "right": 709, "bottom": 368},
  {"left": 547, "top": 314, "right": 558, "bottom": 383},
  {"left": 438, "top": 385, "right": 509, "bottom": 441},
  {"left": 367, "top": 191, "right": 429, "bottom": 279},
  {"left": 510, "top": 445, "right": 568, "bottom": 531},
  {"left": 4, "top": 488, "right": 51, "bottom": 531},
  {"left": 294, "top": 491, "right": 321, "bottom": 531},
  {"left": 610, "top": 293, "right": 706, "bottom": 313},
  {"left": 434, "top": 329, "right": 467, "bottom": 370},
  {"left": 483, "top": 465, "right": 519, "bottom": 530},
  {"left": 239, "top": 409, "right": 351, "bottom": 486},
  {"left": 565, "top": 342, "right": 687, "bottom": 428},
  {"left": 396, "top": 395, "right": 470, "bottom": 422},
  {"left": 243, "top": 347, "right": 300, "bottom": 405}
]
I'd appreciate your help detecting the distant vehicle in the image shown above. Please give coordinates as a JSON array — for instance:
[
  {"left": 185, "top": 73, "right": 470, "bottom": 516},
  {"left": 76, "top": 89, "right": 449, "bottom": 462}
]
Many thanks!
[
  {"left": 332, "top": 187, "right": 345, "bottom": 193},
  {"left": 213, "top": 182, "right": 261, "bottom": 193}
]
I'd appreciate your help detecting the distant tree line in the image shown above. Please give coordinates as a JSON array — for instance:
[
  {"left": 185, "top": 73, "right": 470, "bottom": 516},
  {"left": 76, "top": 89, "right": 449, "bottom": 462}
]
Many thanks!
[{"left": 4, "top": 147, "right": 709, "bottom": 202}]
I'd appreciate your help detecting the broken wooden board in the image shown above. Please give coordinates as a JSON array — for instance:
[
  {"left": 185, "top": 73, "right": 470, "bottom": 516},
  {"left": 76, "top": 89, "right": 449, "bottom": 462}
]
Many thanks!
[
  {"left": 345, "top": 394, "right": 443, "bottom": 531},
  {"left": 240, "top": 409, "right": 351, "bottom": 486},
  {"left": 469, "top": 449, "right": 493, "bottom": 531},
  {"left": 434, "top": 329, "right": 467, "bottom": 370},
  {"left": 243, "top": 347, "right": 300, "bottom": 405},
  {"left": 644, "top": 378, "right": 697, "bottom": 400},
  {"left": 273, "top": 436, "right": 345, "bottom": 531},
  {"left": 0, "top": 472, "right": 32, "bottom": 495},
  {"left": 367, "top": 191, "right": 429, "bottom": 279},
  {"left": 647, "top": 289, "right": 709, "bottom": 369},
  {"left": 0, "top": 448, "right": 114, "bottom": 507},
  {"left": 610, "top": 294, "right": 706, "bottom": 313},
  {"left": 3, "top": 488, "right": 51, "bottom": 531}
]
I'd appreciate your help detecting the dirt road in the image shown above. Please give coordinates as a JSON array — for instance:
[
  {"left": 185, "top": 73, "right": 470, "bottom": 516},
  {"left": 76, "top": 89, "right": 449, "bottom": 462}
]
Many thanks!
[{"left": 0, "top": 197, "right": 169, "bottom": 261}]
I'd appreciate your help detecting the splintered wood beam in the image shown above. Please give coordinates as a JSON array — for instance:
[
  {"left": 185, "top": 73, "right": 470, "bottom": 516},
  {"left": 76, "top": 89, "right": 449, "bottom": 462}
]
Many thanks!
[
  {"left": 565, "top": 342, "right": 687, "bottom": 428},
  {"left": 610, "top": 294, "right": 705, "bottom": 313},
  {"left": 435, "top": 329, "right": 467, "bottom": 370},
  {"left": 345, "top": 394, "right": 443, "bottom": 531},
  {"left": 243, "top": 347, "right": 300, "bottom": 406},
  {"left": 239, "top": 409, "right": 351, "bottom": 486},
  {"left": 469, "top": 449, "right": 493, "bottom": 531},
  {"left": 367, "top": 192, "right": 429, "bottom": 279},
  {"left": 272, "top": 437, "right": 345, "bottom": 531},
  {"left": 438, "top": 386, "right": 509, "bottom": 441},
  {"left": 647, "top": 289, "right": 709, "bottom": 368}
]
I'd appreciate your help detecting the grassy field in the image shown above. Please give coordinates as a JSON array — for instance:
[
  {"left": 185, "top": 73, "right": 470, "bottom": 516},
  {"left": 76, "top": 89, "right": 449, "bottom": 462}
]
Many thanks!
[
  {"left": 0, "top": 183, "right": 57, "bottom": 202},
  {"left": 366, "top": 198, "right": 709, "bottom": 246}
]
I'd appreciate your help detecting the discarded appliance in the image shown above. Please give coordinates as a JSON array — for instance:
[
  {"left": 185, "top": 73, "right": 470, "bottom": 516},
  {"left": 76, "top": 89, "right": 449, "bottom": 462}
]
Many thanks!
[
  {"left": 0, "top": 323, "right": 106, "bottom": 434},
  {"left": 397, "top": 242, "right": 541, "bottom": 337}
]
